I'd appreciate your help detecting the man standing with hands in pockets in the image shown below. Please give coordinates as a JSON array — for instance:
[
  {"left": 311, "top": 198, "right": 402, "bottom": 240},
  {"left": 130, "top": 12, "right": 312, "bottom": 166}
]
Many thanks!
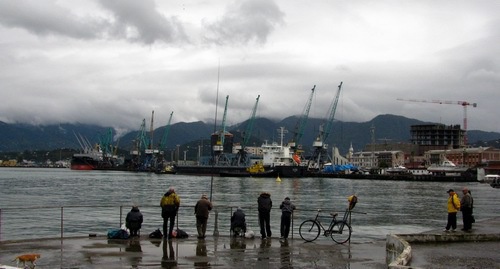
[{"left": 258, "top": 192, "right": 272, "bottom": 239}]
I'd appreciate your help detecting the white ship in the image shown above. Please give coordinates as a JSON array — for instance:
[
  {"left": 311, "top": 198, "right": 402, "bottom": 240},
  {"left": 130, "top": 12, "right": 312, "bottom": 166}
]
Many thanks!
[{"left": 427, "top": 159, "right": 468, "bottom": 175}]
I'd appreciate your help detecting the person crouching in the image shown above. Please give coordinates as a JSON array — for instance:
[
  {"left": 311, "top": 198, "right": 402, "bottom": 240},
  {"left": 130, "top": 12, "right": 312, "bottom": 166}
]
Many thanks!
[{"left": 126, "top": 206, "right": 143, "bottom": 237}]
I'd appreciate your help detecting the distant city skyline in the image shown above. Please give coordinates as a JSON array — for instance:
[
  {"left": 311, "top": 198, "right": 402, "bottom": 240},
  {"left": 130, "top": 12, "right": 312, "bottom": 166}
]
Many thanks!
[{"left": 0, "top": 0, "right": 498, "bottom": 134}]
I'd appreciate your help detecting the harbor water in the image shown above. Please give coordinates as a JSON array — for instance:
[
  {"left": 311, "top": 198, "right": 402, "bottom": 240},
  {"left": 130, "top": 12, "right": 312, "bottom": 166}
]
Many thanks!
[{"left": 1, "top": 167, "right": 499, "bottom": 242}]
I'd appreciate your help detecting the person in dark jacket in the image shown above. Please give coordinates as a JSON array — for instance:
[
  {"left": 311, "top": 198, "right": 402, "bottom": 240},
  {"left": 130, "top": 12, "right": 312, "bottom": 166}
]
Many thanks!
[
  {"left": 257, "top": 192, "right": 272, "bottom": 239},
  {"left": 126, "top": 206, "right": 143, "bottom": 237},
  {"left": 194, "top": 194, "right": 212, "bottom": 239},
  {"left": 279, "top": 197, "right": 295, "bottom": 239},
  {"left": 231, "top": 207, "right": 247, "bottom": 237},
  {"left": 460, "top": 187, "right": 473, "bottom": 231},
  {"left": 160, "top": 187, "right": 181, "bottom": 239}
]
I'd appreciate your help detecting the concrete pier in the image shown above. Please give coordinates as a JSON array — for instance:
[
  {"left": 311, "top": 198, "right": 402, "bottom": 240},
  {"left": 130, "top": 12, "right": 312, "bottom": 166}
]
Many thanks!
[{"left": 1, "top": 217, "right": 499, "bottom": 268}]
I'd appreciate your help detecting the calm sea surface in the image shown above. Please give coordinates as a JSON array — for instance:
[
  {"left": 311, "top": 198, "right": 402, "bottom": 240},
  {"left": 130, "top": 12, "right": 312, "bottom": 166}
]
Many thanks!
[{"left": 0, "top": 168, "right": 499, "bottom": 242}]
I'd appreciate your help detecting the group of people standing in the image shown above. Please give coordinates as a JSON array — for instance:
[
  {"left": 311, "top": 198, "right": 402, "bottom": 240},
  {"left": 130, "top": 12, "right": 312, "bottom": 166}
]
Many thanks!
[
  {"left": 445, "top": 187, "right": 474, "bottom": 232},
  {"left": 230, "top": 192, "right": 296, "bottom": 240},
  {"left": 127, "top": 187, "right": 296, "bottom": 240},
  {"left": 157, "top": 188, "right": 297, "bottom": 240},
  {"left": 255, "top": 192, "right": 296, "bottom": 239},
  {"left": 159, "top": 186, "right": 214, "bottom": 239}
]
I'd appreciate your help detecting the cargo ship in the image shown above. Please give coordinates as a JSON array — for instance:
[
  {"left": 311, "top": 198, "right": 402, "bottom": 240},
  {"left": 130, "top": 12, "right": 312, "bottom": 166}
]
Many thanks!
[
  {"left": 70, "top": 150, "right": 103, "bottom": 170},
  {"left": 259, "top": 127, "right": 308, "bottom": 178}
]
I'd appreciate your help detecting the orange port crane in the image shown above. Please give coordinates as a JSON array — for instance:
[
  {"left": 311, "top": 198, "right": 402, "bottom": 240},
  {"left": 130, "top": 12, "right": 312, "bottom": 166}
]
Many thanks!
[{"left": 396, "top": 98, "right": 477, "bottom": 145}]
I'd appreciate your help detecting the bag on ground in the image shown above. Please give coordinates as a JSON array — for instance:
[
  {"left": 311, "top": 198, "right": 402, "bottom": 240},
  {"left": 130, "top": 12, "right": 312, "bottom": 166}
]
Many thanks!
[
  {"left": 107, "top": 228, "right": 129, "bottom": 239},
  {"left": 172, "top": 229, "right": 189, "bottom": 238},
  {"left": 149, "top": 229, "right": 163, "bottom": 239}
]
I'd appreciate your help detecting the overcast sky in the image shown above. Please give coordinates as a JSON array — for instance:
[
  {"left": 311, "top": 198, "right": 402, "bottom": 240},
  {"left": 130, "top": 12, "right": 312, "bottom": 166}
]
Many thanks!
[{"left": 0, "top": 0, "right": 499, "bottom": 137}]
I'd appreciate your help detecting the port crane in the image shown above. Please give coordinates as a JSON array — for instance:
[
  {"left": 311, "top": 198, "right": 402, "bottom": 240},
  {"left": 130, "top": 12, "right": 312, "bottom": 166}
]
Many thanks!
[
  {"left": 233, "top": 95, "right": 260, "bottom": 166},
  {"left": 396, "top": 98, "right": 477, "bottom": 145},
  {"left": 289, "top": 85, "right": 316, "bottom": 159},
  {"left": 97, "top": 128, "right": 117, "bottom": 167},
  {"left": 142, "top": 110, "right": 158, "bottom": 171},
  {"left": 158, "top": 111, "right": 174, "bottom": 152},
  {"left": 308, "top": 82, "right": 343, "bottom": 170},
  {"left": 213, "top": 95, "right": 231, "bottom": 165},
  {"left": 130, "top": 119, "right": 147, "bottom": 169},
  {"left": 156, "top": 111, "right": 174, "bottom": 171}
]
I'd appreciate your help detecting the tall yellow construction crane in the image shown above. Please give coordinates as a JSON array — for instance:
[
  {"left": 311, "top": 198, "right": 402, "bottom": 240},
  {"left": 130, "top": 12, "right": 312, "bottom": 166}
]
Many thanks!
[{"left": 396, "top": 98, "right": 477, "bottom": 145}]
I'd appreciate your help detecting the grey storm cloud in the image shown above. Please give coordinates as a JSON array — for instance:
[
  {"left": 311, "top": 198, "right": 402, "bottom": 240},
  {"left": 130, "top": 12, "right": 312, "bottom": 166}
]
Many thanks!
[
  {"left": 0, "top": 0, "right": 498, "bottom": 133},
  {"left": 0, "top": 0, "right": 188, "bottom": 45},
  {"left": 0, "top": 0, "right": 105, "bottom": 39},
  {"left": 97, "top": 0, "right": 188, "bottom": 44},
  {"left": 0, "top": 0, "right": 283, "bottom": 46},
  {"left": 203, "top": 0, "right": 285, "bottom": 45}
]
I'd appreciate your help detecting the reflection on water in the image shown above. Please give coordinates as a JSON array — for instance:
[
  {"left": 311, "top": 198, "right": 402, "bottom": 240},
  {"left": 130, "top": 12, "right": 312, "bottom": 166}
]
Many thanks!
[
  {"left": 125, "top": 238, "right": 142, "bottom": 268},
  {"left": 195, "top": 239, "right": 209, "bottom": 267},
  {"left": 257, "top": 238, "right": 272, "bottom": 266},
  {"left": 161, "top": 239, "right": 176, "bottom": 268},
  {"left": 279, "top": 239, "right": 292, "bottom": 269},
  {"left": 1, "top": 168, "right": 499, "bottom": 242},
  {"left": 230, "top": 237, "right": 247, "bottom": 250}
]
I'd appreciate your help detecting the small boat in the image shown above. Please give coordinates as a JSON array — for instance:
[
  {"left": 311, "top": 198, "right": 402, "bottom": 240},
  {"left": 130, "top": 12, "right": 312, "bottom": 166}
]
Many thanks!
[
  {"left": 481, "top": 174, "right": 500, "bottom": 183},
  {"left": 386, "top": 165, "right": 410, "bottom": 174},
  {"left": 427, "top": 159, "right": 469, "bottom": 175},
  {"left": 155, "top": 165, "right": 177, "bottom": 174},
  {"left": 488, "top": 175, "right": 500, "bottom": 188}
]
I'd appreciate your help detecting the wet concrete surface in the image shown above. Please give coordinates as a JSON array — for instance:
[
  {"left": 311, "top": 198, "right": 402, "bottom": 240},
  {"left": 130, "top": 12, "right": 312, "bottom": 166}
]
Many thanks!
[
  {"left": 0, "top": 235, "right": 387, "bottom": 269},
  {"left": 410, "top": 241, "right": 500, "bottom": 269},
  {"left": 2, "top": 217, "right": 499, "bottom": 268},
  {"left": 407, "top": 217, "right": 500, "bottom": 269}
]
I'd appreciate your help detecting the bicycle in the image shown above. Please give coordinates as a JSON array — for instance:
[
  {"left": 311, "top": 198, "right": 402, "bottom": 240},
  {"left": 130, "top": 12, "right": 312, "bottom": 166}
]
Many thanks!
[{"left": 299, "top": 208, "right": 352, "bottom": 244}]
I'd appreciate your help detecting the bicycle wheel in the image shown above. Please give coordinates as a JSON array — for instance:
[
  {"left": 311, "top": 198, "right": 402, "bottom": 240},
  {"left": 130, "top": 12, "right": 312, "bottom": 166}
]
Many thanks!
[
  {"left": 299, "top": 220, "right": 320, "bottom": 242},
  {"left": 330, "top": 221, "right": 351, "bottom": 244}
]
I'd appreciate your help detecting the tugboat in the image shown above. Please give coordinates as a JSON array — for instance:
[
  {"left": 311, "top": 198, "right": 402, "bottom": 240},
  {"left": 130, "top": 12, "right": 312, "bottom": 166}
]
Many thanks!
[{"left": 219, "top": 162, "right": 278, "bottom": 177}]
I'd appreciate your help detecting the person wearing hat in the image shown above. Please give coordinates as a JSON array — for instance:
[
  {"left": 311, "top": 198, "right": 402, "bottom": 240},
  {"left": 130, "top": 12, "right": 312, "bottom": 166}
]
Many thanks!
[
  {"left": 126, "top": 206, "right": 143, "bottom": 237},
  {"left": 445, "top": 189, "right": 461, "bottom": 232},
  {"left": 460, "top": 187, "right": 474, "bottom": 231},
  {"left": 231, "top": 207, "right": 247, "bottom": 237},
  {"left": 279, "top": 196, "right": 296, "bottom": 239},
  {"left": 194, "top": 194, "right": 212, "bottom": 239}
]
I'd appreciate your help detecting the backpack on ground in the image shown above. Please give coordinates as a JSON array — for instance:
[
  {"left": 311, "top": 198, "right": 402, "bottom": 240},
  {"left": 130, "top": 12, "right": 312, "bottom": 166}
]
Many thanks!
[{"left": 149, "top": 229, "right": 163, "bottom": 239}]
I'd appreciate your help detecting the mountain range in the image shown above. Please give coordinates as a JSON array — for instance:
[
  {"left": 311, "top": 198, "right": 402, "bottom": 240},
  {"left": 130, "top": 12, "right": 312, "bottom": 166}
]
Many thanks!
[{"left": 1, "top": 114, "right": 499, "bottom": 156}]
